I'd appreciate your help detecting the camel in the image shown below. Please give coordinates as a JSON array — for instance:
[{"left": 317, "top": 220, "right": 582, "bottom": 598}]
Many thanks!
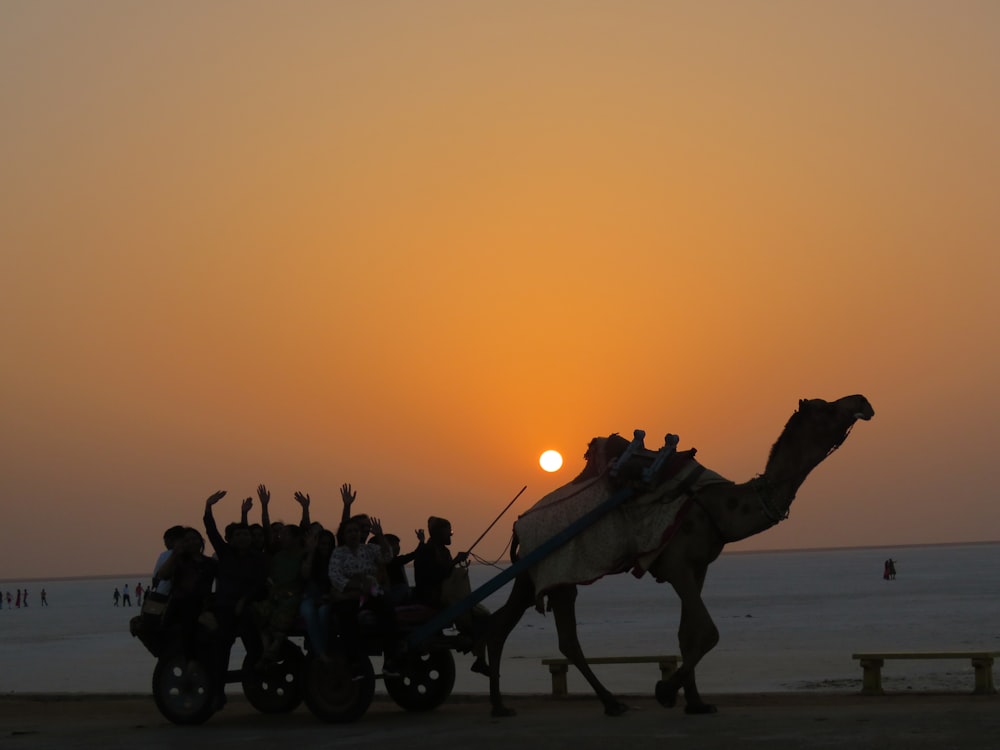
[{"left": 484, "top": 394, "right": 874, "bottom": 717}]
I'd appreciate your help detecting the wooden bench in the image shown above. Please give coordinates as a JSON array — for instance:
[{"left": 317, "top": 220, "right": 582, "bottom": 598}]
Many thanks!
[
  {"left": 541, "top": 655, "right": 680, "bottom": 696},
  {"left": 852, "top": 651, "right": 1000, "bottom": 695}
]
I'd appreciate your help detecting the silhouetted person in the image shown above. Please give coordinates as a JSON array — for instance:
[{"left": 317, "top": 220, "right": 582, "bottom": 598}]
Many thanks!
[
  {"left": 328, "top": 516, "right": 400, "bottom": 675},
  {"left": 300, "top": 527, "right": 335, "bottom": 659},
  {"left": 157, "top": 526, "right": 217, "bottom": 668},
  {"left": 413, "top": 516, "right": 489, "bottom": 675},
  {"left": 383, "top": 530, "right": 424, "bottom": 606},
  {"left": 203, "top": 490, "right": 268, "bottom": 711}
]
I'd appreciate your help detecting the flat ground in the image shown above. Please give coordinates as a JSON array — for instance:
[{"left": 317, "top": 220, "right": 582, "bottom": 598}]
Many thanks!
[{"left": 3, "top": 693, "right": 1000, "bottom": 750}]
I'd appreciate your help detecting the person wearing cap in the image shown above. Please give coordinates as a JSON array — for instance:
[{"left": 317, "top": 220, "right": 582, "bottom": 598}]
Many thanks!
[
  {"left": 413, "top": 516, "right": 489, "bottom": 675},
  {"left": 413, "top": 517, "right": 465, "bottom": 604}
]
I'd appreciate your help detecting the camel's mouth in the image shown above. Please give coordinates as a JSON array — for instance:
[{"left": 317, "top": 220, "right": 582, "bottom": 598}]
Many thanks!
[{"left": 850, "top": 396, "right": 875, "bottom": 421}]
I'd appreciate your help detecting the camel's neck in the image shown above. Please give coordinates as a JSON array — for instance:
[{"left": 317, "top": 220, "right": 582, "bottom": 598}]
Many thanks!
[
  {"left": 698, "top": 477, "right": 799, "bottom": 545},
  {"left": 700, "top": 425, "right": 837, "bottom": 544}
]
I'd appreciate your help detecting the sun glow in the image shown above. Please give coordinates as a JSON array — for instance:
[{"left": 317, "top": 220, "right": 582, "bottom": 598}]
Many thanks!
[{"left": 539, "top": 450, "right": 563, "bottom": 472}]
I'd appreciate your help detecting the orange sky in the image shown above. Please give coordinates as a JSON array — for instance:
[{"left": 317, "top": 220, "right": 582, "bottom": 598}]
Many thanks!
[{"left": 2, "top": 2, "right": 998, "bottom": 580}]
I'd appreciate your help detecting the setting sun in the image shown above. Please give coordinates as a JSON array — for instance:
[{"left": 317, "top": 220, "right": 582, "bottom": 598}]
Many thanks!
[{"left": 539, "top": 450, "right": 563, "bottom": 473}]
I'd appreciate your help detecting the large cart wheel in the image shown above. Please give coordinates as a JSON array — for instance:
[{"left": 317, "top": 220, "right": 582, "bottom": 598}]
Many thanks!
[
  {"left": 152, "top": 653, "right": 216, "bottom": 725},
  {"left": 302, "top": 652, "right": 375, "bottom": 723},
  {"left": 241, "top": 641, "right": 304, "bottom": 713},
  {"left": 385, "top": 648, "right": 456, "bottom": 711}
]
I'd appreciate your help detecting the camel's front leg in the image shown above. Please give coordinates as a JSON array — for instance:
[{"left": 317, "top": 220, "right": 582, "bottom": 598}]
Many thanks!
[
  {"left": 656, "top": 569, "right": 719, "bottom": 714},
  {"left": 485, "top": 574, "right": 534, "bottom": 717},
  {"left": 548, "top": 586, "right": 628, "bottom": 716}
]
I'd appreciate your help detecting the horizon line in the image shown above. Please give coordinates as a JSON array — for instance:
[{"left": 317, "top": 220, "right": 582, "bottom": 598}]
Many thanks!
[{"left": 3, "top": 539, "right": 998, "bottom": 585}]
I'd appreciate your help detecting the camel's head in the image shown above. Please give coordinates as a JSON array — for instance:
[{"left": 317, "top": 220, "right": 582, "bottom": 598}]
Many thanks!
[
  {"left": 767, "top": 394, "right": 874, "bottom": 475},
  {"left": 799, "top": 394, "right": 874, "bottom": 423}
]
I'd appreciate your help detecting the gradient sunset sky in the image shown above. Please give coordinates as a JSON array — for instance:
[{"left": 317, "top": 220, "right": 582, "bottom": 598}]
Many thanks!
[{"left": 2, "top": 2, "right": 998, "bottom": 580}]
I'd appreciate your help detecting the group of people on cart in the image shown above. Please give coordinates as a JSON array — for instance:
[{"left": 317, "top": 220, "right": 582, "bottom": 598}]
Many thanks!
[{"left": 137, "top": 483, "right": 487, "bottom": 715}]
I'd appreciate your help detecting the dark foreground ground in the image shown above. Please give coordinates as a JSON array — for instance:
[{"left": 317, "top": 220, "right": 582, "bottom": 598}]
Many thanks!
[{"left": 3, "top": 692, "right": 999, "bottom": 750}]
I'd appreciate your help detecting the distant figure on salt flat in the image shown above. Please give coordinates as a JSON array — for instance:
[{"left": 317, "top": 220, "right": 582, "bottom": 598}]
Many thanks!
[
  {"left": 122, "top": 584, "right": 132, "bottom": 607},
  {"left": 22, "top": 589, "right": 28, "bottom": 607},
  {"left": 888, "top": 559, "right": 897, "bottom": 579},
  {"left": 5, "top": 591, "right": 10, "bottom": 608},
  {"left": 41, "top": 588, "right": 48, "bottom": 606},
  {"left": 15, "top": 589, "right": 21, "bottom": 608},
  {"left": 113, "top": 587, "right": 121, "bottom": 606},
  {"left": 135, "top": 582, "right": 143, "bottom": 603}
]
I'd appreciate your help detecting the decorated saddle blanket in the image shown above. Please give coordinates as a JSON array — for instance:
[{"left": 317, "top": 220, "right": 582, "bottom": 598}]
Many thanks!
[{"left": 514, "top": 440, "right": 730, "bottom": 600}]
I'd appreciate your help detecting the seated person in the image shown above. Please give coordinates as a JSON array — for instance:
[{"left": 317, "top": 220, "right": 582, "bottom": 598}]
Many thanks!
[
  {"left": 257, "top": 523, "right": 306, "bottom": 667},
  {"left": 327, "top": 516, "right": 401, "bottom": 675},
  {"left": 413, "top": 516, "right": 489, "bottom": 675},
  {"left": 151, "top": 525, "right": 187, "bottom": 596},
  {"left": 383, "top": 530, "right": 424, "bottom": 606},
  {"left": 156, "top": 527, "right": 217, "bottom": 665},
  {"left": 300, "top": 527, "right": 335, "bottom": 660},
  {"left": 203, "top": 491, "right": 268, "bottom": 706}
]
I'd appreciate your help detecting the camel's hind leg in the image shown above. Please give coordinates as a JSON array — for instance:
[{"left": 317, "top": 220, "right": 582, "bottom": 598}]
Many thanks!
[
  {"left": 486, "top": 573, "right": 534, "bottom": 717},
  {"left": 655, "top": 565, "right": 719, "bottom": 714},
  {"left": 548, "top": 586, "right": 628, "bottom": 717}
]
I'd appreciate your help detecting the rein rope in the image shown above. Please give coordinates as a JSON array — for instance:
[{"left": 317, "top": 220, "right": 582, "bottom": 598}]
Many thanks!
[
  {"left": 753, "top": 475, "right": 789, "bottom": 526},
  {"left": 755, "top": 418, "right": 858, "bottom": 526},
  {"left": 825, "top": 422, "right": 855, "bottom": 458}
]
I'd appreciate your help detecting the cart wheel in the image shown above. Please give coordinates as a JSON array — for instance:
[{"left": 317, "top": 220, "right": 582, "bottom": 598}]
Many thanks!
[
  {"left": 241, "top": 641, "right": 305, "bottom": 713},
  {"left": 152, "top": 653, "right": 216, "bottom": 725},
  {"left": 385, "top": 648, "right": 456, "bottom": 711},
  {"left": 302, "top": 652, "right": 375, "bottom": 723}
]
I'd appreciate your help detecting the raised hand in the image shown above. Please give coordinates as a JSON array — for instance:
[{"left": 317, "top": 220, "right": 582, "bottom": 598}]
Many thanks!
[
  {"left": 415, "top": 528, "right": 425, "bottom": 544},
  {"left": 257, "top": 483, "right": 270, "bottom": 506},
  {"left": 207, "top": 490, "right": 227, "bottom": 506},
  {"left": 294, "top": 491, "right": 311, "bottom": 509},
  {"left": 369, "top": 516, "right": 384, "bottom": 538},
  {"left": 241, "top": 497, "right": 253, "bottom": 514},
  {"left": 340, "top": 483, "right": 356, "bottom": 508}
]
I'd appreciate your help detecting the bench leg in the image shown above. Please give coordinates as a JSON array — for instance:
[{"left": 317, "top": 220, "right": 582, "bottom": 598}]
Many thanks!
[
  {"left": 971, "top": 658, "right": 996, "bottom": 694},
  {"left": 859, "top": 659, "right": 884, "bottom": 695},
  {"left": 548, "top": 664, "right": 568, "bottom": 697},
  {"left": 658, "top": 659, "right": 679, "bottom": 683}
]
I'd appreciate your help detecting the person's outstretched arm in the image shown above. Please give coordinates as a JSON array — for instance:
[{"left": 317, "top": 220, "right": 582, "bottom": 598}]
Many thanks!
[
  {"left": 203, "top": 490, "right": 228, "bottom": 554},
  {"left": 294, "top": 491, "right": 311, "bottom": 530},
  {"left": 398, "top": 528, "right": 425, "bottom": 564},
  {"left": 340, "top": 483, "right": 356, "bottom": 529},
  {"left": 368, "top": 517, "right": 393, "bottom": 563},
  {"left": 258, "top": 483, "right": 271, "bottom": 540}
]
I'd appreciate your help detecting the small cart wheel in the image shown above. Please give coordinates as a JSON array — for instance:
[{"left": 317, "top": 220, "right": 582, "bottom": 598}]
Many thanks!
[
  {"left": 152, "top": 653, "right": 216, "bottom": 725},
  {"left": 241, "top": 641, "right": 305, "bottom": 713},
  {"left": 385, "top": 648, "right": 456, "bottom": 712},
  {"left": 302, "top": 652, "right": 376, "bottom": 723}
]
